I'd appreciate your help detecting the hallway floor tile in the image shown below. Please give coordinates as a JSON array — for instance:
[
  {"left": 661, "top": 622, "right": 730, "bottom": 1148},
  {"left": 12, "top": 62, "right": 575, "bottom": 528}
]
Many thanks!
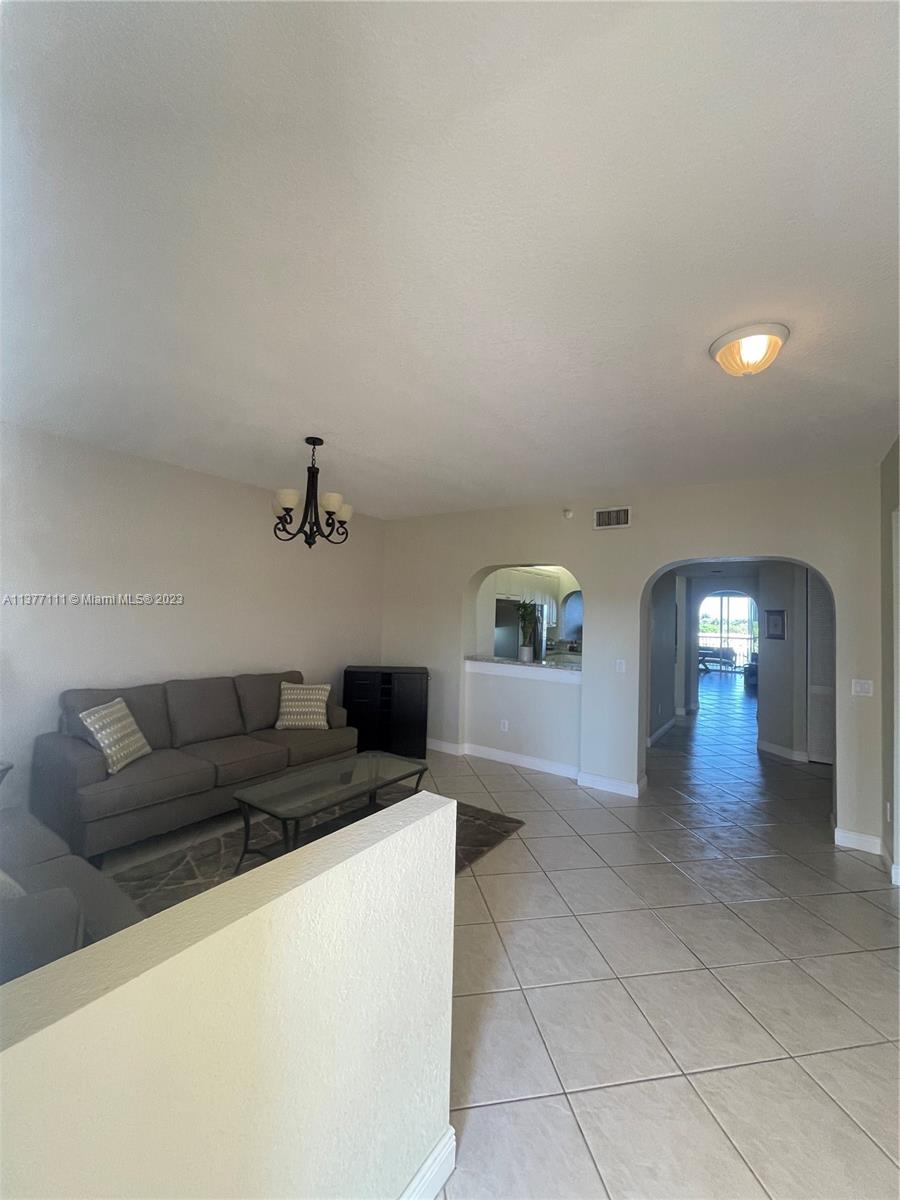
[{"left": 441, "top": 673, "right": 899, "bottom": 1198}]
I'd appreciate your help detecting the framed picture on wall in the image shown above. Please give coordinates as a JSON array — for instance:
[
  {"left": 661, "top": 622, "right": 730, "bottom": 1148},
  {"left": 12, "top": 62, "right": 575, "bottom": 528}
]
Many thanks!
[{"left": 765, "top": 609, "right": 787, "bottom": 640}]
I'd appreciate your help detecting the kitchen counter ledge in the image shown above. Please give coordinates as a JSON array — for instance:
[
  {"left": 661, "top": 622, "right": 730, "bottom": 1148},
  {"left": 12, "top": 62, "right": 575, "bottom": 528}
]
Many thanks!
[{"left": 465, "top": 655, "right": 582, "bottom": 676}]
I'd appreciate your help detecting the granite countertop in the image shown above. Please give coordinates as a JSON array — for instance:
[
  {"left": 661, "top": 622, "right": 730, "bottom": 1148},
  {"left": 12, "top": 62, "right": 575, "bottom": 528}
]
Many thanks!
[{"left": 465, "top": 655, "right": 582, "bottom": 673}]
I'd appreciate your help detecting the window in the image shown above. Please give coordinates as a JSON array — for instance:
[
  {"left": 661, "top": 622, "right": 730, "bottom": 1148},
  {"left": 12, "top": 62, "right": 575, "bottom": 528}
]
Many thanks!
[
  {"left": 698, "top": 592, "right": 758, "bottom": 668},
  {"left": 560, "top": 590, "right": 583, "bottom": 641}
]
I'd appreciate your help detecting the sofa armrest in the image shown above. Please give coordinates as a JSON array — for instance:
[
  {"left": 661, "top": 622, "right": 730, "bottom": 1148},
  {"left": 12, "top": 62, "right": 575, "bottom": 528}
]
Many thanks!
[
  {"left": 30, "top": 732, "right": 108, "bottom": 852},
  {"left": 327, "top": 702, "right": 348, "bottom": 730},
  {"left": 0, "top": 888, "right": 84, "bottom": 983}
]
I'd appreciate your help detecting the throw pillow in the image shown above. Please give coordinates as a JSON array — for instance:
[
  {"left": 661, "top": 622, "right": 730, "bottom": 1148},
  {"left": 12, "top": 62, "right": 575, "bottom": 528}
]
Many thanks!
[
  {"left": 0, "top": 869, "right": 24, "bottom": 900},
  {"left": 275, "top": 682, "right": 331, "bottom": 731},
  {"left": 78, "top": 697, "right": 152, "bottom": 775}
]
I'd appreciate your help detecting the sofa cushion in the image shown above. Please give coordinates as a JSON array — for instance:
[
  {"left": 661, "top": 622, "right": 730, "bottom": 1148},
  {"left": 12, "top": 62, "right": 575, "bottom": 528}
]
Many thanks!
[
  {"left": 166, "top": 677, "right": 243, "bottom": 747},
  {"left": 181, "top": 735, "right": 289, "bottom": 787},
  {"left": 61, "top": 683, "right": 171, "bottom": 749},
  {"left": 75, "top": 749, "right": 216, "bottom": 822},
  {"left": 0, "top": 808, "right": 70, "bottom": 870},
  {"left": 9, "top": 855, "right": 141, "bottom": 941},
  {"left": 234, "top": 671, "right": 304, "bottom": 733},
  {"left": 251, "top": 726, "right": 358, "bottom": 766}
]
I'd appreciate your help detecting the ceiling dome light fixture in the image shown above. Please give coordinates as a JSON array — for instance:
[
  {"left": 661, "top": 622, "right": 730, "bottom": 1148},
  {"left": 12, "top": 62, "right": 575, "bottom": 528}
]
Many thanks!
[
  {"left": 271, "top": 437, "right": 352, "bottom": 548},
  {"left": 709, "top": 323, "right": 790, "bottom": 377}
]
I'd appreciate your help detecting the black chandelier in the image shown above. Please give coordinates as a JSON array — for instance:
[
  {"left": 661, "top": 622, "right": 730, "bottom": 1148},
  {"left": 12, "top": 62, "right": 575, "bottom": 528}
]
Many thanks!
[{"left": 272, "top": 437, "right": 352, "bottom": 549}]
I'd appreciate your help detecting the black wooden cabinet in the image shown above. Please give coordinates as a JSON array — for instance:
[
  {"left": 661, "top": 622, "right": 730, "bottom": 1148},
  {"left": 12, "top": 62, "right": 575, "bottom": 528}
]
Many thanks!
[{"left": 343, "top": 666, "right": 429, "bottom": 759}]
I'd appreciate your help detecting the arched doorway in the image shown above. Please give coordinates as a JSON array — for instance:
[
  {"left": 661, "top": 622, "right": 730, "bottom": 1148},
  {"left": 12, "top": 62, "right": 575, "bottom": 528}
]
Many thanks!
[
  {"left": 459, "top": 563, "right": 584, "bottom": 778},
  {"left": 692, "top": 588, "right": 760, "bottom": 766},
  {"left": 559, "top": 590, "right": 584, "bottom": 646},
  {"left": 698, "top": 590, "right": 759, "bottom": 674},
  {"left": 638, "top": 556, "right": 837, "bottom": 834}
]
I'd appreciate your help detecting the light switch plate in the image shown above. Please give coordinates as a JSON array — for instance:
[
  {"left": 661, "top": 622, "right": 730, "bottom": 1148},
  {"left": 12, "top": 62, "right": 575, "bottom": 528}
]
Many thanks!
[
  {"left": 851, "top": 679, "right": 874, "bottom": 696},
  {"left": 615, "top": 659, "right": 626, "bottom": 674}
]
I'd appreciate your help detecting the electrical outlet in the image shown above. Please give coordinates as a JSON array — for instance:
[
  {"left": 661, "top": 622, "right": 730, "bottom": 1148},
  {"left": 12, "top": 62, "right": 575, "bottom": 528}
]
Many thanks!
[
  {"left": 616, "top": 659, "right": 626, "bottom": 674},
  {"left": 500, "top": 719, "right": 509, "bottom": 733},
  {"left": 851, "top": 679, "right": 874, "bottom": 697}
]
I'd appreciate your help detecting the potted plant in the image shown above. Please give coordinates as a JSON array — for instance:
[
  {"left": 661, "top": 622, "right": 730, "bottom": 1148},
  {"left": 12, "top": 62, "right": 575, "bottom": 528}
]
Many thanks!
[{"left": 517, "top": 600, "right": 538, "bottom": 663}]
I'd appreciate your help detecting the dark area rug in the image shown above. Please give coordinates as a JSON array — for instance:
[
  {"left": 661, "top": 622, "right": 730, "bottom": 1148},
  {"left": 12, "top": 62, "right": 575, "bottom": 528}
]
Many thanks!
[{"left": 113, "top": 796, "right": 522, "bottom": 918}]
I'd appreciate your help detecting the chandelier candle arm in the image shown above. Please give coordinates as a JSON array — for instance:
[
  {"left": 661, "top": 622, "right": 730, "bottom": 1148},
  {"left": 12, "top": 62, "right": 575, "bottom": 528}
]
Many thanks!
[{"left": 272, "top": 437, "right": 351, "bottom": 549}]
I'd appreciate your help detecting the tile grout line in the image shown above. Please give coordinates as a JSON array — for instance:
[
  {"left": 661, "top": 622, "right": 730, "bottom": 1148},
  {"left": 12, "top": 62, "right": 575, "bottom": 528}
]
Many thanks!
[
  {"left": 792, "top": 1051, "right": 900, "bottom": 1168},
  {"left": 682, "top": 1069, "right": 778, "bottom": 1200}
]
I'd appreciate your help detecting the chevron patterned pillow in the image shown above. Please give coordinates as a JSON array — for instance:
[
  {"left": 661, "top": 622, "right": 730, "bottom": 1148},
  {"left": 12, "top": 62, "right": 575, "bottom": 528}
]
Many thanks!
[
  {"left": 79, "top": 697, "right": 152, "bottom": 775},
  {"left": 275, "top": 682, "right": 331, "bottom": 731}
]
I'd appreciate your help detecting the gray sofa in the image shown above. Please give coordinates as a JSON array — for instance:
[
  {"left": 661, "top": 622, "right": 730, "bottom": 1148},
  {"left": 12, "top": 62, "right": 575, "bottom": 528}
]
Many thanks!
[
  {"left": 0, "top": 807, "right": 142, "bottom": 984},
  {"left": 31, "top": 671, "right": 357, "bottom": 859}
]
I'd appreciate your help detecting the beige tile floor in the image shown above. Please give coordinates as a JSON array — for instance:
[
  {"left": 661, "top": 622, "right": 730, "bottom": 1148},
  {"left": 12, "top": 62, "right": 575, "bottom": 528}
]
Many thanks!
[{"left": 435, "top": 673, "right": 900, "bottom": 1200}]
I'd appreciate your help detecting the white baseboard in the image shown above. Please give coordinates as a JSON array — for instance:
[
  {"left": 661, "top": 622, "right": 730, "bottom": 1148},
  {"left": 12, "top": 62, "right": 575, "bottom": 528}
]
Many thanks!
[
  {"left": 463, "top": 743, "right": 579, "bottom": 778},
  {"left": 427, "top": 739, "right": 578, "bottom": 779},
  {"left": 757, "top": 740, "right": 809, "bottom": 763},
  {"left": 427, "top": 739, "right": 466, "bottom": 756},
  {"left": 427, "top": 739, "right": 641, "bottom": 794},
  {"left": 834, "top": 827, "right": 884, "bottom": 857},
  {"left": 400, "top": 1126, "right": 456, "bottom": 1200},
  {"left": 577, "top": 772, "right": 640, "bottom": 799},
  {"left": 647, "top": 717, "right": 676, "bottom": 747}
]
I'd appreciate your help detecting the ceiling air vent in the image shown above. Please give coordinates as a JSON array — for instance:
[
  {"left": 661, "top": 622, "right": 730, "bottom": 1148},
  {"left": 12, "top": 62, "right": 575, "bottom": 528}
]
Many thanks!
[{"left": 594, "top": 506, "right": 631, "bottom": 530}]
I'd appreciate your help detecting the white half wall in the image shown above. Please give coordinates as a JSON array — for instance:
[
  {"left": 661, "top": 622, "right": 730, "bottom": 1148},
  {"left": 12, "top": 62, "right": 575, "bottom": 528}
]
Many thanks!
[
  {"left": 463, "top": 659, "right": 581, "bottom": 774},
  {"left": 0, "top": 425, "right": 385, "bottom": 807},
  {"left": 0, "top": 792, "right": 456, "bottom": 1200}
]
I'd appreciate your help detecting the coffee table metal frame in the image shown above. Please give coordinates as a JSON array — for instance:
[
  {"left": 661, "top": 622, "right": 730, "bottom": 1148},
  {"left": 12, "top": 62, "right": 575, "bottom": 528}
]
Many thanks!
[{"left": 232, "top": 751, "right": 427, "bottom": 874}]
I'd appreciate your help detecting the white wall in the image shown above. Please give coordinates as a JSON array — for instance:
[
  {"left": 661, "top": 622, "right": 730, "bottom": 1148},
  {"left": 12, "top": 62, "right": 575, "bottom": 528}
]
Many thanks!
[
  {"left": 880, "top": 440, "right": 899, "bottom": 866},
  {"left": 757, "top": 562, "right": 808, "bottom": 758},
  {"left": 381, "top": 467, "right": 885, "bottom": 840},
  {"left": 673, "top": 574, "right": 688, "bottom": 714},
  {"left": 648, "top": 572, "right": 676, "bottom": 739},
  {"left": 0, "top": 792, "right": 456, "bottom": 1200},
  {"left": 0, "top": 425, "right": 385, "bottom": 807},
  {"left": 463, "top": 661, "right": 581, "bottom": 772}
]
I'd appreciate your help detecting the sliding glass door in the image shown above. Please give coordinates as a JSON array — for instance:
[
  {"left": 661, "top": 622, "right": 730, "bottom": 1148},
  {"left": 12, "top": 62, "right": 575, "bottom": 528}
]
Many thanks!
[{"left": 698, "top": 592, "right": 759, "bottom": 668}]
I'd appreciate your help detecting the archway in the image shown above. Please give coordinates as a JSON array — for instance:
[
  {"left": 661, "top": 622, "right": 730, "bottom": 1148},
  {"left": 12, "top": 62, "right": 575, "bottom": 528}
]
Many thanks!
[
  {"left": 458, "top": 563, "right": 584, "bottom": 777},
  {"left": 638, "top": 556, "right": 837, "bottom": 829},
  {"left": 559, "top": 590, "right": 584, "bottom": 645}
]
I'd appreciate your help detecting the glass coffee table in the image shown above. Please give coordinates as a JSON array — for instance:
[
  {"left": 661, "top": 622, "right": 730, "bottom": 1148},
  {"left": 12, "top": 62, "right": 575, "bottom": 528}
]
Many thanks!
[{"left": 232, "top": 750, "right": 428, "bottom": 874}]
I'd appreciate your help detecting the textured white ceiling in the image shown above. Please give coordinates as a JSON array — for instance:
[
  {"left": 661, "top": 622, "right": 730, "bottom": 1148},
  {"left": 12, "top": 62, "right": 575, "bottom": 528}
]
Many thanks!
[{"left": 3, "top": 2, "right": 897, "bottom": 518}]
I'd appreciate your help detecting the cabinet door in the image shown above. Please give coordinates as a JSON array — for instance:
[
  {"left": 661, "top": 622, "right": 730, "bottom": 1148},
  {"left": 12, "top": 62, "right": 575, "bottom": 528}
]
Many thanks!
[
  {"left": 388, "top": 673, "right": 429, "bottom": 758},
  {"left": 343, "top": 670, "right": 382, "bottom": 751},
  {"left": 507, "top": 570, "right": 526, "bottom": 599}
]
